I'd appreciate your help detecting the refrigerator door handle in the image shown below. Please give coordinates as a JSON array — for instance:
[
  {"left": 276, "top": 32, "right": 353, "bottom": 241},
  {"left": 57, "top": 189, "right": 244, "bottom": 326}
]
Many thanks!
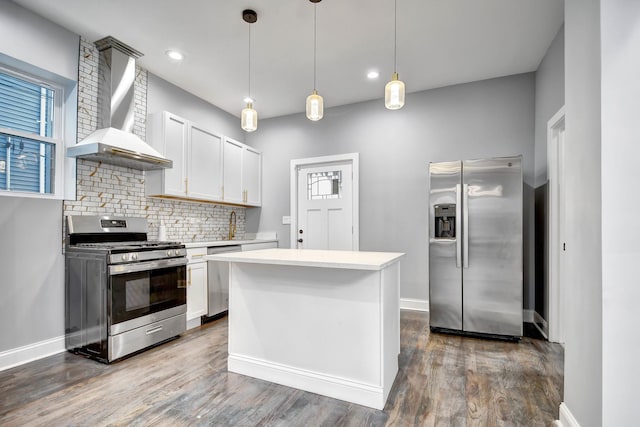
[
  {"left": 463, "top": 183, "right": 469, "bottom": 269},
  {"left": 456, "top": 184, "right": 462, "bottom": 268}
]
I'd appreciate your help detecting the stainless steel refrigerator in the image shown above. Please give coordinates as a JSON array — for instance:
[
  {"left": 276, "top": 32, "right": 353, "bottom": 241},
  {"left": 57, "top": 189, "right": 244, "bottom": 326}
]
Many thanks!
[{"left": 429, "top": 156, "right": 523, "bottom": 338}]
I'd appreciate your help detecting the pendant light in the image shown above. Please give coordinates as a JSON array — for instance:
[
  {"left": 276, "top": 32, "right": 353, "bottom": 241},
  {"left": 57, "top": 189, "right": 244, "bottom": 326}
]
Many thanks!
[
  {"left": 306, "top": 0, "right": 323, "bottom": 121},
  {"left": 385, "top": 0, "right": 405, "bottom": 110},
  {"left": 241, "top": 9, "right": 258, "bottom": 132}
]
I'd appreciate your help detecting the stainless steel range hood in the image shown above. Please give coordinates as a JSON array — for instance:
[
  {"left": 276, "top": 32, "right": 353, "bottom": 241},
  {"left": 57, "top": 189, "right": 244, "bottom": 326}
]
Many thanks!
[{"left": 67, "top": 36, "right": 172, "bottom": 171}]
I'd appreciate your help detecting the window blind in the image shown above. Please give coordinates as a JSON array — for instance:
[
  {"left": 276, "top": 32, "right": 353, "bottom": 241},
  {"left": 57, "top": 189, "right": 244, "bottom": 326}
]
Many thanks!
[{"left": 0, "top": 71, "right": 55, "bottom": 193}]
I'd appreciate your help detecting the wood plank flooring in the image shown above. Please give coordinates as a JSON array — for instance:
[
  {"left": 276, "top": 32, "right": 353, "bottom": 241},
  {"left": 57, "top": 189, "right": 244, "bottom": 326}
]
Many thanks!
[{"left": 0, "top": 311, "right": 563, "bottom": 426}]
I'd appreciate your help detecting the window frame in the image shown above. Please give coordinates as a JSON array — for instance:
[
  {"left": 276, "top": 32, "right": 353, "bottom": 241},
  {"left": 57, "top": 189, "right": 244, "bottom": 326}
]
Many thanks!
[{"left": 0, "top": 64, "right": 65, "bottom": 199}]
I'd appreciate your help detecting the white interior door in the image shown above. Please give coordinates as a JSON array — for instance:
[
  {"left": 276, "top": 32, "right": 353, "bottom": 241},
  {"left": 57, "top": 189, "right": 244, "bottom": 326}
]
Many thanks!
[{"left": 296, "top": 162, "right": 354, "bottom": 250}]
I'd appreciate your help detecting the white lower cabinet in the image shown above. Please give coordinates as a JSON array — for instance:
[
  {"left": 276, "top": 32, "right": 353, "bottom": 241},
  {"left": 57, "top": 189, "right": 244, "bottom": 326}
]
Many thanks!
[
  {"left": 186, "top": 247, "right": 208, "bottom": 329},
  {"left": 185, "top": 241, "right": 277, "bottom": 329}
]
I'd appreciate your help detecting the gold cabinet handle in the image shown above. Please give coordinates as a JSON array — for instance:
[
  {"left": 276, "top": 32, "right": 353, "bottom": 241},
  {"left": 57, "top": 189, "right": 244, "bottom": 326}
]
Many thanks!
[
  {"left": 185, "top": 178, "right": 189, "bottom": 195},
  {"left": 188, "top": 267, "right": 192, "bottom": 287},
  {"left": 221, "top": 186, "right": 224, "bottom": 200}
]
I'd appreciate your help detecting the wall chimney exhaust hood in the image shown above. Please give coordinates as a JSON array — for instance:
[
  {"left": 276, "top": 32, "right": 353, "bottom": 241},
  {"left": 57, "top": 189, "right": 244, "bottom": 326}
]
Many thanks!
[{"left": 67, "top": 36, "right": 172, "bottom": 170}]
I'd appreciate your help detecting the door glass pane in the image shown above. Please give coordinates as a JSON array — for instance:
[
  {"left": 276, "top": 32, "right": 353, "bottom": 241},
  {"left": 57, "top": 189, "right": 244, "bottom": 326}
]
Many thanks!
[{"left": 308, "top": 170, "right": 342, "bottom": 200}]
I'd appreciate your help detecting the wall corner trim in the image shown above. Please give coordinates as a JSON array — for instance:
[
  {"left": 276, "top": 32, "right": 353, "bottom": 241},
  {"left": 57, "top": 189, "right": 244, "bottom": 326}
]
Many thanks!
[
  {"left": 557, "top": 402, "right": 581, "bottom": 427},
  {"left": 0, "top": 335, "right": 65, "bottom": 372},
  {"left": 400, "top": 298, "right": 429, "bottom": 312}
]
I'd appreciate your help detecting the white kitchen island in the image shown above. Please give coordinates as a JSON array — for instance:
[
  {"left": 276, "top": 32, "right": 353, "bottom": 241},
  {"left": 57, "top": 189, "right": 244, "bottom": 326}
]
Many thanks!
[{"left": 205, "top": 248, "right": 404, "bottom": 410}]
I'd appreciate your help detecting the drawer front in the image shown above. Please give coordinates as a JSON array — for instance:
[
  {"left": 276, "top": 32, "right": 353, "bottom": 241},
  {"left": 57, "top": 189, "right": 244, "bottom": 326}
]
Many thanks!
[
  {"left": 186, "top": 247, "right": 207, "bottom": 263},
  {"left": 109, "top": 312, "right": 186, "bottom": 361}
]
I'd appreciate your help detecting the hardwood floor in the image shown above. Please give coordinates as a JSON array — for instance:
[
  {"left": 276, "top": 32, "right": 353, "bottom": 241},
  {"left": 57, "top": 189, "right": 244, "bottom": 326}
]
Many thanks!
[{"left": 0, "top": 311, "right": 563, "bottom": 426}]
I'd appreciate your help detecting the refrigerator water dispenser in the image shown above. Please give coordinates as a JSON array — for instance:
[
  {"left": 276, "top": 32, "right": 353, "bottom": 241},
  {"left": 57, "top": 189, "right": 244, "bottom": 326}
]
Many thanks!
[{"left": 434, "top": 204, "right": 456, "bottom": 238}]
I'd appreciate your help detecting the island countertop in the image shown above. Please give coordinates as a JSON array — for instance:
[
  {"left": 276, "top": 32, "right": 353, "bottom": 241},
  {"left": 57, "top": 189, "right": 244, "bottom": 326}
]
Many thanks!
[{"left": 204, "top": 248, "right": 404, "bottom": 271}]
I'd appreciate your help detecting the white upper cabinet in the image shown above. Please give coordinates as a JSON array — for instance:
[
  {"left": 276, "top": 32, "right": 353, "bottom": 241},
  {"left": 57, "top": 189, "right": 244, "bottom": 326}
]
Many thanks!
[
  {"left": 146, "top": 111, "right": 261, "bottom": 207},
  {"left": 222, "top": 137, "right": 244, "bottom": 204},
  {"left": 146, "top": 112, "right": 188, "bottom": 197},
  {"left": 242, "top": 146, "right": 261, "bottom": 206},
  {"left": 222, "top": 137, "right": 262, "bottom": 207},
  {"left": 188, "top": 124, "right": 223, "bottom": 201}
]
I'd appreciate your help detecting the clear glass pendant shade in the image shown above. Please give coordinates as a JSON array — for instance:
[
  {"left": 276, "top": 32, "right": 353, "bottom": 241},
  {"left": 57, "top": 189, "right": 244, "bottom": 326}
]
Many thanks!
[
  {"left": 385, "top": 72, "right": 405, "bottom": 110},
  {"left": 306, "top": 90, "right": 323, "bottom": 121},
  {"left": 241, "top": 102, "right": 257, "bottom": 132}
]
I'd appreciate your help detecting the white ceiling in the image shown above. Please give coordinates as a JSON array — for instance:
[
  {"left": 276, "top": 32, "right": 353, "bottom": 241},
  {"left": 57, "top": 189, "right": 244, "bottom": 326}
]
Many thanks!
[{"left": 13, "top": 0, "right": 564, "bottom": 120}]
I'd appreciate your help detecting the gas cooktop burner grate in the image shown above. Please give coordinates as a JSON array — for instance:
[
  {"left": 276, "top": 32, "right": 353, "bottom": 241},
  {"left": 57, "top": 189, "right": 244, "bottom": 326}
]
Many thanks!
[{"left": 74, "top": 241, "right": 182, "bottom": 249}]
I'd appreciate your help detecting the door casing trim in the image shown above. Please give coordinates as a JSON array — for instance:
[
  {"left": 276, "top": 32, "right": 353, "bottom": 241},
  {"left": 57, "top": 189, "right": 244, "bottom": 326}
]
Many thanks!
[{"left": 547, "top": 106, "right": 565, "bottom": 344}]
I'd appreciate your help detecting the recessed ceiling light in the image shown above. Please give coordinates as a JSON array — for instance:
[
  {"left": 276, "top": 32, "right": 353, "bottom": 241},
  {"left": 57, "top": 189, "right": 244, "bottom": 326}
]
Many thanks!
[
  {"left": 367, "top": 71, "right": 380, "bottom": 79},
  {"left": 165, "top": 50, "right": 184, "bottom": 61}
]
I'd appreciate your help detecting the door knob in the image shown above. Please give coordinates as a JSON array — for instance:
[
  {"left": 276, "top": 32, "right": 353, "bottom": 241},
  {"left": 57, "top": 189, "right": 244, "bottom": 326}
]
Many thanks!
[{"left": 298, "top": 238, "right": 303, "bottom": 243}]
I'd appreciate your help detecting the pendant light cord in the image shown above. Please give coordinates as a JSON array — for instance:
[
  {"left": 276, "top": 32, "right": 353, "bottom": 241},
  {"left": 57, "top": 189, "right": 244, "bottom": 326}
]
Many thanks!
[
  {"left": 393, "top": 0, "right": 398, "bottom": 72},
  {"left": 248, "top": 23, "right": 252, "bottom": 100},
  {"left": 313, "top": 3, "right": 317, "bottom": 91}
]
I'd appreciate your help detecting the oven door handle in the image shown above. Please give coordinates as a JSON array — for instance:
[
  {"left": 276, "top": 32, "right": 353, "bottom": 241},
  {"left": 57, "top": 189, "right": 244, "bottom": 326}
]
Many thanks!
[{"left": 109, "top": 257, "right": 187, "bottom": 275}]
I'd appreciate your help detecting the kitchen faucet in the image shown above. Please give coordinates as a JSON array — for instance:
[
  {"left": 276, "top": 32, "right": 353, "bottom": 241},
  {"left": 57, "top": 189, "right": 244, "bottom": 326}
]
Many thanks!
[{"left": 228, "top": 210, "right": 237, "bottom": 240}]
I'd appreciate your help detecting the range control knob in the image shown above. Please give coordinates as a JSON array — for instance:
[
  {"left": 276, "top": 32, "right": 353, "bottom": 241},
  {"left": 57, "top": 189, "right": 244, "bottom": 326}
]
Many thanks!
[
  {"left": 121, "top": 254, "right": 129, "bottom": 261},
  {"left": 131, "top": 253, "right": 138, "bottom": 261},
  {"left": 167, "top": 250, "right": 174, "bottom": 257}
]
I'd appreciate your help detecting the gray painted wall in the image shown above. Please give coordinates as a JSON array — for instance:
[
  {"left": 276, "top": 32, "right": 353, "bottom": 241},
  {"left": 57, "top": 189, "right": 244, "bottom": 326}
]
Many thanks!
[
  {"left": 147, "top": 73, "right": 246, "bottom": 144},
  {"left": 0, "top": 197, "right": 66, "bottom": 352},
  {"left": 0, "top": 2, "right": 79, "bottom": 352},
  {"left": 534, "top": 25, "right": 565, "bottom": 187},
  {"left": 246, "top": 73, "right": 535, "bottom": 303},
  {"left": 601, "top": 1, "right": 639, "bottom": 424},
  {"left": 563, "top": 0, "right": 603, "bottom": 425},
  {"left": 0, "top": 1, "right": 78, "bottom": 81}
]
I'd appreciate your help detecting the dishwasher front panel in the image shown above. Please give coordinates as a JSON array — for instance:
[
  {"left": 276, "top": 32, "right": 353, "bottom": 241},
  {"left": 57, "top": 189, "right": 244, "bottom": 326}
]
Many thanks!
[{"left": 206, "top": 246, "right": 241, "bottom": 317}]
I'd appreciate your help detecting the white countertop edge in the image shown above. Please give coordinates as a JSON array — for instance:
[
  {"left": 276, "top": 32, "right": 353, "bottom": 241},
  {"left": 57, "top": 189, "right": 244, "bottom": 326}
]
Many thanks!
[
  {"left": 183, "top": 239, "right": 278, "bottom": 248},
  {"left": 205, "top": 248, "right": 405, "bottom": 271}
]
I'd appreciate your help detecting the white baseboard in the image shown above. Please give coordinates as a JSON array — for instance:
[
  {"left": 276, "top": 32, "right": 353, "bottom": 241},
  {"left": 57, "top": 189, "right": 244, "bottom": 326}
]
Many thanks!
[
  {"left": 557, "top": 402, "right": 581, "bottom": 427},
  {"left": 0, "top": 335, "right": 66, "bottom": 372},
  {"left": 400, "top": 298, "right": 429, "bottom": 312},
  {"left": 228, "top": 353, "right": 386, "bottom": 409},
  {"left": 186, "top": 317, "right": 202, "bottom": 330}
]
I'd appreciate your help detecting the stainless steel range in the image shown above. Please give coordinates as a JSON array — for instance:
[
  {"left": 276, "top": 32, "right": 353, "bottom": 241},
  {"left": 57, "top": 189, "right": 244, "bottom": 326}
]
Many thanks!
[{"left": 65, "top": 215, "right": 187, "bottom": 363}]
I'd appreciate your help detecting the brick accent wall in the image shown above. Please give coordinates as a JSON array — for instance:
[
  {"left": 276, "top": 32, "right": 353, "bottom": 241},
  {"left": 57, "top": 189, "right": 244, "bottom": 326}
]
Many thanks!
[{"left": 63, "top": 38, "right": 245, "bottom": 242}]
